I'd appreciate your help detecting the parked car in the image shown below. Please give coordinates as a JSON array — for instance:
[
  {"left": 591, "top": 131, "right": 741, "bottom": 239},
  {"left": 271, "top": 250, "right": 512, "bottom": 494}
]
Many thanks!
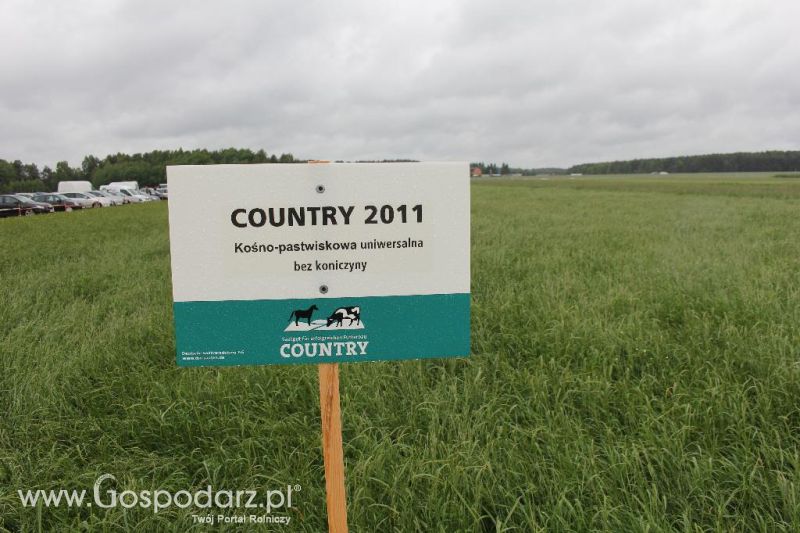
[
  {"left": 32, "top": 193, "right": 83, "bottom": 212},
  {"left": 0, "top": 194, "right": 52, "bottom": 217},
  {"left": 11, "top": 194, "right": 54, "bottom": 213},
  {"left": 88, "top": 190, "right": 124, "bottom": 206},
  {"left": 134, "top": 189, "right": 158, "bottom": 202},
  {"left": 61, "top": 192, "right": 102, "bottom": 208},
  {"left": 112, "top": 188, "right": 149, "bottom": 203},
  {"left": 0, "top": 195, "right": 34, "bottom": 217},
  {"left": 102, "top": 190, "right": 131, "bottom": 204},
  {"left": 80, "top": 191, "right": 113, "bottom": 207},
  {"left": 141, "top": 188, "right": 166, "bottom": 200}
]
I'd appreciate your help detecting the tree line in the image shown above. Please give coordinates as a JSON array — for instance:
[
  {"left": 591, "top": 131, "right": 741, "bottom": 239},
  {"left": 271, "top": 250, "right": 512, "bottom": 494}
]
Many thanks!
[
  {"left": 471, "top": 162, "right": 510, "bottom": 175},
  {"left": 6, "top": 148, "right": 794, "bottom": 194},
  {"left": 471, "top": 162, "right": 537, "bottom": 176},
  {"left": 0, "top": 148, "right": 299, "bottom": 194},
  {"left": 568, "top": 151, "right": 800, "bottom": 175}
]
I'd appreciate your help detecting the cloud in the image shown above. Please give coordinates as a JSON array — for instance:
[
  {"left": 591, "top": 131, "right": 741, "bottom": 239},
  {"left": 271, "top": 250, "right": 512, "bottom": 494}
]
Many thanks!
[{"left": 0, "top": 0, "right": 798, "bottom": 168}]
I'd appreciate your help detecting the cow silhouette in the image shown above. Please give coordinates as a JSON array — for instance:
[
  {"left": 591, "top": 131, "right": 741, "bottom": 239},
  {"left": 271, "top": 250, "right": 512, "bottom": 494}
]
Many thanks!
[
  {"left": 326, "top": 306, "right": 361, "bottom": 327},
  {"left": 289, "top": 305, "right": 318, "bottom": 326}
]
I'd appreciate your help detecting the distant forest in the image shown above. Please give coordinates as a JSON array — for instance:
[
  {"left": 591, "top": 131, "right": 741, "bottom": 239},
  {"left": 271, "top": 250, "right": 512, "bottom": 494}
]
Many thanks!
[
  {"left": 3, "top": 149, "right": 799, "bottom": 193},
  {"left": 0, "top": 148, "right": 299, "bottom": 193},
  {"left": 470, "top": 162, "right": 537, "bottom": 176},
  {"left": 568, "top": 151, "right": 800, "bottom": 175}
]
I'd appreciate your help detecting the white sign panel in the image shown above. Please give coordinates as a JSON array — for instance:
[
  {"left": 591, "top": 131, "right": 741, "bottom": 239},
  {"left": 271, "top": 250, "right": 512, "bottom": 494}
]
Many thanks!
[{"left": 167, "top": 162, "right": 470, "bottom": 366}]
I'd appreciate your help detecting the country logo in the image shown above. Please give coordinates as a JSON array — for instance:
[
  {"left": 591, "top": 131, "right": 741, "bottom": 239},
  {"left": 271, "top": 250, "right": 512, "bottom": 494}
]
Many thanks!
[{"left": 285, "top": 305, "right": 363, "bottom": 332}]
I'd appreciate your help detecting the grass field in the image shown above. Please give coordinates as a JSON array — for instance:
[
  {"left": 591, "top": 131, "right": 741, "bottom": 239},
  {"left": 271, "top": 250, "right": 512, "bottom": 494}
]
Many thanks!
[{"left": 1, "top": 173, "right": 799, "bottom": 531}]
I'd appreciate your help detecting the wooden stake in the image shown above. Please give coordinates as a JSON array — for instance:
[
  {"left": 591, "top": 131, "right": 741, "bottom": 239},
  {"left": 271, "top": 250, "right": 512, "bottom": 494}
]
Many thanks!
[{"left": 319, "top": 362, "right": 348, "bottom": 532}]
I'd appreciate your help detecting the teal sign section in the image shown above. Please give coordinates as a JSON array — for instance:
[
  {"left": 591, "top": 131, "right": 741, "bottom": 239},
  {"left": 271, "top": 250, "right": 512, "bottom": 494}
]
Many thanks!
[{"left": 174, "top": 293, "right": 470, "bottom": 366}]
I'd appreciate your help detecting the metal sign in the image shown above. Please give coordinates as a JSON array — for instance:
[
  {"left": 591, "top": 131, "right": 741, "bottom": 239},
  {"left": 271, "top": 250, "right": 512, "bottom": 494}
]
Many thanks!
[{"left": 167, "top": 162, "right": 470, "bottom": 366}]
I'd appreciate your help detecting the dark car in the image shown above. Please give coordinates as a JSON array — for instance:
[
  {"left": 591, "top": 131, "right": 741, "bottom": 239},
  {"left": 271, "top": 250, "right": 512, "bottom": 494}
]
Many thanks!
[
  {"left": 0, "top": 195, "right": 52, "bottom": 217},
  {"left": 12, "top": 195, "right": 54, "bottom": 214},
  {"left": 33, "top": 193, "right": 83, "bottom": 212},
  {"left": 0, "top": 195, "right": 31, "bottom": 217}
]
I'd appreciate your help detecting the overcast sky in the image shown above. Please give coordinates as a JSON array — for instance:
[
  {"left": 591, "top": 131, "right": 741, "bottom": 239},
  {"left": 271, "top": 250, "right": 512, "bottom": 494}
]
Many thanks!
[{"left": 1, "top": 0, "right": 798, "bottom": 168}]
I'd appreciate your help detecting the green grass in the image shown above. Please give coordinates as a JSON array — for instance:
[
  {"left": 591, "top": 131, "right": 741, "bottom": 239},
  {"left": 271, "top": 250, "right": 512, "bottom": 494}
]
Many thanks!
[{"left": 1, "top": 174, "right": 800, "bottom": 531}]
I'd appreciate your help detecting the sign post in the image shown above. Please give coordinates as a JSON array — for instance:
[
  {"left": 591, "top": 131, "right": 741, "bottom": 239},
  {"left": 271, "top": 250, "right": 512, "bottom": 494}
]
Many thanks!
[
  {"left": 167, "top": 162, "right": 470, "bottom": 531},
  {"left": 314, "top": 160, "right": 348, "bottom": 533},
  {"left": 319, "top": 363, "right": 347, "bottom": 532}
]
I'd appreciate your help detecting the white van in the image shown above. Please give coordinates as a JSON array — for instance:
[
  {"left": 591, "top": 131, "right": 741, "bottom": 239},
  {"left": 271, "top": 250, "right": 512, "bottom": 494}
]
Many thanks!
[
  {"left": 58, "top": 181, "right": 93, "bottom": 193},
  {"left": 100, "top": 181, "right": 139, "bottom": 192}
]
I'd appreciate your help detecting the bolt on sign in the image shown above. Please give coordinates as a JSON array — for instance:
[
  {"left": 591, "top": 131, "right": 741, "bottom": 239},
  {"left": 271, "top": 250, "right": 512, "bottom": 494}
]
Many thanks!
[{"left": 167, "top": 162, "right": 470, "bottom": 367}]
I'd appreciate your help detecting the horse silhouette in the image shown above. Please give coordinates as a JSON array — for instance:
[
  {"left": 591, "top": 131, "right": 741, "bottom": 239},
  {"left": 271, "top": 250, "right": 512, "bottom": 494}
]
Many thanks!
[{"left": 289, "top": 305, "right": 318, "bottom": 326}]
